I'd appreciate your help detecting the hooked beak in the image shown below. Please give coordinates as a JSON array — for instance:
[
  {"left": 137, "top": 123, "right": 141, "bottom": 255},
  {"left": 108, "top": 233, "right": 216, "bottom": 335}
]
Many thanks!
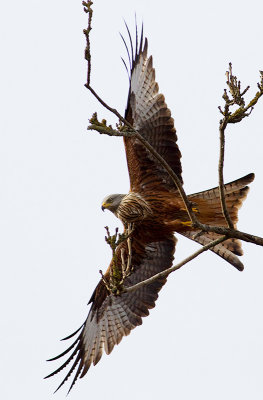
[
  {"left": 101, "top": 202, "right": 108, "bottom": 211},
  {"left": 101, "top": 201, "right": 111, "bottom": 212}
]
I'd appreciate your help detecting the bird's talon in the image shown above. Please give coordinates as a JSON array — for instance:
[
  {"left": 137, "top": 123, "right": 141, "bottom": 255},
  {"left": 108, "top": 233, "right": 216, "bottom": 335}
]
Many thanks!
[{"left": 181, "top": 221, "right": 192, "bottom": 227}]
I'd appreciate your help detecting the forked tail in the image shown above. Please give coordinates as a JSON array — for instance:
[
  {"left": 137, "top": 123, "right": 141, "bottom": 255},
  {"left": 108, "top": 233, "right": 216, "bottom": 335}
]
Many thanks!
[{"left": 181, "top": 173, "right": 255, "bottom": 271}]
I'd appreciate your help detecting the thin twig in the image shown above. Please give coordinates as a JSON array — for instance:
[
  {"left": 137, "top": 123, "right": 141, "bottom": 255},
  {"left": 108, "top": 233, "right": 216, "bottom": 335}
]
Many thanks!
[
  {"left": 119, "top": 224, "right": 133, "bottom": 285},
  {"left": 124, "top": 236, "right": 227, "bottom": 293},
  {"left": 120, "top": 248, "right": 126, "bottom": 278},
  {"left": 193, "top": 224, "right": 263, "bottom": 246},
  {"left": 126, "top": 224, "right": 132, "bottom": 275},
  {"left": 87, "top": 86, "right": 133, "bottom": 128},
  {"left": 134, "top": 131, "right": 197, "bottom": 226},
  {"left": 218, "top": 116, "right": 234, "bottom": 228},
  {"left": 83, "top": 1, "right": 93, "bottom": 86}
]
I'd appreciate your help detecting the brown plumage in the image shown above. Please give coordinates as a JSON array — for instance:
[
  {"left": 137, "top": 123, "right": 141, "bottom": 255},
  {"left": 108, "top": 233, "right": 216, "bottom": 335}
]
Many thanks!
[{"left": 46, "top": 26, "right": 254, "bottom": 392}]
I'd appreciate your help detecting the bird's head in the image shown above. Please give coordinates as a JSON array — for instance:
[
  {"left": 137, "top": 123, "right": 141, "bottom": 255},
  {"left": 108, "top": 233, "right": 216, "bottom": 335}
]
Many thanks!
[{"left": 101, "top": 194, "right": 126, "bottom": 214}]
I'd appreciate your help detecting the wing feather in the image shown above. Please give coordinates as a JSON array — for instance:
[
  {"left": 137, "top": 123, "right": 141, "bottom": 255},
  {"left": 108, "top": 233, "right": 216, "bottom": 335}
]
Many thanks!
[
  {"left": 46, "top": 230, "right": 176, "bottom": 392},
  {"left": 123, "top": 29, "right": 182, "bottom": 192}
]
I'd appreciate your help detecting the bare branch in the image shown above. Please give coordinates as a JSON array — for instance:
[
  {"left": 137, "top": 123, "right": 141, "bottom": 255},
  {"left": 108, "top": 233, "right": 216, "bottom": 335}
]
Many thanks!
[
  {"left": 193, "top": 224, "right": 263, "bottom": 246},
  {"left": 124, "top": 236, "right": 227, "bottom": 293},
  {"left": 86, "top": 85, "right": 133, "bottom": 128},
  {"left": 218, "top": 117, "right": 234, "bottom": 228},
  {"left": 217, "top": 64, "right": 263, "bottom": 229},
  {"left": 120, "top": 224, "right": 133, "bottom": 282},
  {"left": 83, "top": 1, "right": 93, "bottom": 86}
]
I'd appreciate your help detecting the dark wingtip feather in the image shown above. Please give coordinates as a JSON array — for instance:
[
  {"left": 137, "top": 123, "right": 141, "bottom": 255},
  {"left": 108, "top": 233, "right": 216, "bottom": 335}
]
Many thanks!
[
  {"left": 46, "top": 336, "right": 80, "bottom": 362},
  {"left": 51, "top": 354, "right": 82, "bottom": 394},
  {"left": 121, "top": 20, "right": 145, "bottom": 78},
  {"left": 243, "top": 172, "right": 255, "bottom": 183},
  {"left": 237, "top": 262, "right": 244, "bottom": 272},
  {"left": 135, "top": 14, "right": 138, "bottom": 57},
  {"left": 61, "top": 324, "right": 83, "bottom": 341},
  {"left": 66, "top": 359, "right": 85, "bottom": 395},
  {"left": 121, "top": 56, "right": 130, "bottom": 79},
  {"left": 44, "top": 346, "right": 79, "bottom": 380},
  {"left": 124, "top": 19, "right": 134, "bottom": 62},
  {"left": 143, "top": 37, "right": 148, "bottom": 56},
  {"left": 139, "top": 22, "right": 144, "bottom": 54},
  {"left": 120, "top": 32, "right": 132, "bottom": 71}
]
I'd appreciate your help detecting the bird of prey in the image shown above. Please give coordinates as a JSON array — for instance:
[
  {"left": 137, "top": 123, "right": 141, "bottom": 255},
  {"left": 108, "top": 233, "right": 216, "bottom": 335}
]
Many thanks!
[{"left": 46, "top": 26, "right": 254, "bottom": 393}]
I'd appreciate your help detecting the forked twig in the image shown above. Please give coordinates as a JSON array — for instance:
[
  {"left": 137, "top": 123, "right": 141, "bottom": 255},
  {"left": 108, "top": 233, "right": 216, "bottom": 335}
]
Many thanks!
[
  {"left": 218, "top": 64, "right": 263, "bottom": 229},
  {"left": 103, "top": 224, "right": 134, "bottom": 294}
]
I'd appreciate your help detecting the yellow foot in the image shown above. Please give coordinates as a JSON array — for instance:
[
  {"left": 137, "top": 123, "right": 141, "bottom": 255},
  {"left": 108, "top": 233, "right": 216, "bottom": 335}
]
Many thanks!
[
  {"left": 181, "top": 207, "right": 198, "bottom": 213},
  {"left": 181, "top": 221, "right": 192, "bottom": 227}
]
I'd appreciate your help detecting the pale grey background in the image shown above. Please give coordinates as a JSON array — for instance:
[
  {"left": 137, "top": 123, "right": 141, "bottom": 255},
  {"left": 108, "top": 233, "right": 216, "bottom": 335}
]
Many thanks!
[{"left": 1, "top": 1, "right": 263, "bottom": 399}]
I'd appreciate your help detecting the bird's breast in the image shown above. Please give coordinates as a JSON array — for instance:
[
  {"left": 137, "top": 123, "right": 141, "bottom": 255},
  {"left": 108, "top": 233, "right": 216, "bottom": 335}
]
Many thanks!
[{"left": 116, "top": 192, "right": 152, "bottom": 223}]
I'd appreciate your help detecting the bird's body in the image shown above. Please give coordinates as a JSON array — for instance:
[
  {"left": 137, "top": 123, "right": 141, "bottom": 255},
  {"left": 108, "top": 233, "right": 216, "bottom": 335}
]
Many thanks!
[
  {"left": 46, "top": 25, "right": 255, "bottom": 393},
  {"left": 103, "top": 192, "right": 153, "bottom": 223}
]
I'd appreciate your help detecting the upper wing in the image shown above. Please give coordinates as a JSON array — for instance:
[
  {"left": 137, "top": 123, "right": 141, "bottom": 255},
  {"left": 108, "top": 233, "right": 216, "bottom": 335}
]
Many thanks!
[
  {"left": 46, "top": 228, "right": 176, "bottom": 393},
  {"left": 123, "top": 28, "right": 183, "bottom": 193}
]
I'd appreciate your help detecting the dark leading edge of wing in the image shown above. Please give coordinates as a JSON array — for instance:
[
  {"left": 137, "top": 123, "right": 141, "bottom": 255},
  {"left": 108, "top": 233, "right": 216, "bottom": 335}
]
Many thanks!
[{"left": 122, "top": 24, "right": 183, "bottom": 193}]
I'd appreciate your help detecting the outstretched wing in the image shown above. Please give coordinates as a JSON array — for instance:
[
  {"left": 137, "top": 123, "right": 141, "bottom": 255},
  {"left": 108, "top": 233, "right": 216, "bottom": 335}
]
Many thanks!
[
  {"left": 123, "top": 27, "right": 183, "bottom": 193},
  {"left": 46, "top": 228, "right": 176, "bottom": 393}
]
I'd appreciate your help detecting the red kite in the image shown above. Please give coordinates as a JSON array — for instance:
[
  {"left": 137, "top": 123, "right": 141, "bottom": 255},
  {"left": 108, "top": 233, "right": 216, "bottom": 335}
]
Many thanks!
[{"left": 46, "top": 27, "right": 254, "bottom": 393}]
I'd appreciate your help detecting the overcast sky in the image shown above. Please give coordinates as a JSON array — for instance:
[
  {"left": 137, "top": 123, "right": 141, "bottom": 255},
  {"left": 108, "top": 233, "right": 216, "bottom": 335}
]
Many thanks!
[{"left": 1, "top": 1, "right": 263, "bottom": 399}]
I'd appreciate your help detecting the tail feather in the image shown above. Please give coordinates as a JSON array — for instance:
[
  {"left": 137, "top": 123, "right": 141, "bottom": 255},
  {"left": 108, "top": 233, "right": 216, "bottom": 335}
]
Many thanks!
[
  {"left": 192, "top": 186, "right": 250, "bottom": 227},
  {"left": 182, "top": 173, "right": 255, "bottom": 270},
  {"left": 190, "top": 173, "right": 255, "bottom": 200},
  {"left": 182, "top": 231, "right": 244, "bottom": 271}
]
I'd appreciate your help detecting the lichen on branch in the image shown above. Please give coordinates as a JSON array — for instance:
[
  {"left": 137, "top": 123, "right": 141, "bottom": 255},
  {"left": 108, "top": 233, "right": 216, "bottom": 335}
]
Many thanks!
[
  {"left": 99, "top": 226, "right": 133, "bottom": 295},
  {"left": 88, "top": 113, "right": 134, "bottom": 137},
  {"left": 218, "top": 63, "right": 263, "bottom": 124}
]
